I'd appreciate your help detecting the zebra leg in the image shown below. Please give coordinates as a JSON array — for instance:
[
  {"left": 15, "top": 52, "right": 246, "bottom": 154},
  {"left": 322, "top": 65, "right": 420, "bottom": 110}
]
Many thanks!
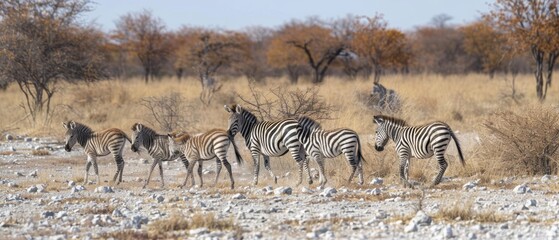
[
  {"left": 358, "top": 161, "right": 364, "bottom": 185},
  {"left": 432, "top": 154, "right": 448, "bottom": 186},
  {"left": 197, "top": 161, "right": 203, "bottom": 187},
  {"left": 251, "top": 153, "right": 261, "bottom": 186},
  {"left": 179, "top": 157, "right": 189, "bottom": 188},
  {"left": 214, "top": 158, "right": 222, "bottom": 187},
  {"left": 399, "top": 155, "right": 412, "bottom": 188},
  {"left": 84, "top": 156, "right": 93, "bottom": 185},
  {"left": 158, "top": 160, "right": 164, "bottom": 188},
  {"left": 345, "top": 152, "right": 358, "bottom": 185},
  {"left": 314, "top": 155, "right": 327, "bottom": 187},
  {"left": 300, "top": 147, "right": 313, "bottom": 185},
  {"left": 92, "top": 156, "right": 100, "bottom": 185},
  {"left": 222, "top": 158, "right": 234, "bottom": 189},
  {"left": 143, "top": 159, "right": 159, "bottom": 189},
  {"left": 113, "top": 155, "right": 125, "bottom": 185},
  {"left": 182, "top": 160, "right": 195, "bottom": 188},
  {"left": 263, "top": 155, "right": 277, "bottom": 184}
]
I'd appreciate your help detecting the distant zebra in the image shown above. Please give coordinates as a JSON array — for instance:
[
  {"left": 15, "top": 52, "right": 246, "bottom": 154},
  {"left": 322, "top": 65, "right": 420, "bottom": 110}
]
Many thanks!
[
  {"left": 372, "top": 115, "right": 465, "bottom": 188},
  {"left": 167, "top": 129, "right": 244, "bottom": 189},
  {"left": 224, "top": 104, "right": 311, "bottom": 186},
  {"left": 130, "top": 123, "right": 195, "bottom": 188},
  {"left": 62, "top": 121, "right": 131, "bottom": 185},
  {"left": 297, "top": 116, "right": 364, "bottom": 187}
]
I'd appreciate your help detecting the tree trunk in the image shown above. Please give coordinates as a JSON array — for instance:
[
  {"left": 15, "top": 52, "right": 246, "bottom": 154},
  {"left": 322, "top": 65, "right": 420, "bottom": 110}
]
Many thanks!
[
  {"left": 532, "top": 48, "right": 545, "bottom": 101},
  {"left": 373, "top": 66, "right": 382, "bottom": 84},
  {"left": 144, "top": 70, "right": 149, "bottom": 84},
  {"left": 287, "top": 65, "right": 300, "bottom": 84},
  {"left": 544, "top": 52, "right": 558, "bottom": 99}
]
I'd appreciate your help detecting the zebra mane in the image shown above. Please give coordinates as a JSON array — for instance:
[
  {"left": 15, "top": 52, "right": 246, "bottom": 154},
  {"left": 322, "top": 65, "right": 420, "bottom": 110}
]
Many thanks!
[
  {"left": 376, "top": 115, "right": 408, "bottom": 126},
  {"left": 172, "top": 132, "right": 191, "bottom": 143},
  {"left": 133, "top": 123, "right": 157, "bottom": 136},
  {"left": 69, "top": 121, "right": 93, "bottom": 133},
  {"left": 298, "top": 116, "right": 322, "bottom": 131}
]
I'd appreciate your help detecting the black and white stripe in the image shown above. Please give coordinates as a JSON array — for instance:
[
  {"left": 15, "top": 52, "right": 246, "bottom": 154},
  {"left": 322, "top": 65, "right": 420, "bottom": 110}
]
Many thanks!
[
  {"left": 130, "top": 123, "right": 192, "bottom": 188},
  {"left": 168, "top": 129, "right": 244, "bottom": 189},
  {"left": 373, "top": 115, "right": 465, "bottom": 187},
  {"left": 224, "top": 104, "right": 311, "bottom": 186},
  {"left": 297, "top": 116, "right": 364, "bottom": 187},
  {"left": 63, "top": 121, "right": 131, "bottom": 185}
]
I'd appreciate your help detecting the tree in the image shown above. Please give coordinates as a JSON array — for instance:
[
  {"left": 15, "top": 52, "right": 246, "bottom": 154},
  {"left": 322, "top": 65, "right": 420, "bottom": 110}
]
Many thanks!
[
  {"left": 267, "top": 25, "right": 308, "bottom": 84},
  {"left": 461, "top": 21, "right": 508, "bottom": 77},
  {"left": 488, "top": 0, "right": 559, "bottom": 101},
  {"left": 352, "top": 16, "right": 411, "bottom": 83},
  {"left": 283, "top": 19, "right": 346, "bottom": 84},
  {"left": 0, "top": 0, "right": 106, "bottom": 122},
  {"left": 231, "top": 27, "right": 272, "bottom": 83},
  {"left": 114, "top": 10, "right": 169, "bottom": 83}
]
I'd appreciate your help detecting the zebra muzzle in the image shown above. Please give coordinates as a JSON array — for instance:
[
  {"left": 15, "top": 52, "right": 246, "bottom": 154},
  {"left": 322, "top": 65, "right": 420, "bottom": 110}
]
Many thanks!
[
  {"left": 131, "top": 145, "right": 138, "bottom": 152},
  {"left": 375, "top": 145, "right": 384, "bottom": 152},
  {"left": 64, "top": 145, "right": 71, "bottom": 152}
]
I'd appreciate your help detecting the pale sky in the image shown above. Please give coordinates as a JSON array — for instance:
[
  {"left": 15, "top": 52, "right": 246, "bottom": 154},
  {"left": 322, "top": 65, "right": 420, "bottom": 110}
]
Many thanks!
[{"left": 83, "top": 0, "right": 492, "bottom": 32}]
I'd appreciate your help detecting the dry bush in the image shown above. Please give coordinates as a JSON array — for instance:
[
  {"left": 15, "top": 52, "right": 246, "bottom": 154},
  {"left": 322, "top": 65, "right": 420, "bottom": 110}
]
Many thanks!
[
  {"left": 140, "top": 92, "right": 192, "bottom": 132},
  {"left": 480, "top": 105, "right": 559, "bottom": 175},
  {"left": 31, "top": 149, "right": 50, "bottom": 156},
  {"left": 436, "top": 201, "right": 508, "bottom": 222},
  {"left": 101, "top": 230, "right": 155, "bottom": 240},
  {"left": 238, "top": 82, "right": 335, "bottom": 121},
  {"left": 148, "top": 213, "right": 241, "bottom": 237},
  {"left": 81, "top": 204, "right": 116, "bottom": 215}
]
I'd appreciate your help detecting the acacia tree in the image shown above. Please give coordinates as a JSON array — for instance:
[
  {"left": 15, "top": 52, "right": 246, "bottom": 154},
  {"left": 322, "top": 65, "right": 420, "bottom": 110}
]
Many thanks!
[
  {"left": 488, "top": 0, "right": 559, "bottom": 101},
  {"left": 283, "top": 19, "right": 346, "bottom": 84},
  {"left": 461, "top": 21, "right": 508, "bottom": 77},
  {"left": 0, "top": 0, "right": 106, "bottom": 122},
  {"left": 352, "top": 16, "right": 411, "bottom": 83},
  {"left": 267, "top": 26, "right": 308, "bottom": 84},
  {"left": 114, "top": 10, "right": 169, "bottom": 83}
]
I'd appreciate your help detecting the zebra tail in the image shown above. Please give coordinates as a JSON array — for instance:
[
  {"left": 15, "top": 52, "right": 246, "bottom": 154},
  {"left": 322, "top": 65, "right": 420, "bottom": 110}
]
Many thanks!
[
  {"left": 229, "top": 134, "right": 244, "bottom": 165},
  {"left": 358, "top": 137, "right": 366, "bottom": 164},
  {"left": 449, "top": 130, "right": 465, "bottom": 166},
  {"left": 123, "top": 133, "right": 132, "bottom": 144}
]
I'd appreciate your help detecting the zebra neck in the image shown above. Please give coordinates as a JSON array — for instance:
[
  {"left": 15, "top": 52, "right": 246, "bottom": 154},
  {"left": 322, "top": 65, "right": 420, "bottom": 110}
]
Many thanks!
[
  {"left": 77, "top": 132, "right": 92, "bottom": 147},
  {"left": 388, "top": 124, "right": 403, "bottom": 142},
  {"left": 240, "top": 120, "right": 255, "bottom": 141},
  {"left": 143, "top": 136, "right": 155, "bottom": 150}
]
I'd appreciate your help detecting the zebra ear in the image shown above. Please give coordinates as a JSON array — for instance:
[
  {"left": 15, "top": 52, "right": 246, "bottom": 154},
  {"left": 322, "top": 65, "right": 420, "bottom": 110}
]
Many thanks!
[
  {"left": 224, "top": 105, "right": 233, "bottom": 113},
  {"left": 69, "top": 121, "right": 76, "bottom": 129},
  {"left": 235, "top": 105, "right": 242, "bottom": 114},
  {"left": 62, "top": 122, "right": 68, "bottom": 129},
  {"left": 373, "top": 116, "right": 384, "bottom": 124},
  {"left": 135, "top": 123, "right": 143, "bottom": 131}
]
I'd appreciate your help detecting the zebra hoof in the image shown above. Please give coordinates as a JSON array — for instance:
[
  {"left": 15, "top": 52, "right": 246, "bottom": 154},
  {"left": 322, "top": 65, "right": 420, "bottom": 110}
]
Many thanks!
[{"left": 142, "top": 185, "right": 147, "bottom": 189}]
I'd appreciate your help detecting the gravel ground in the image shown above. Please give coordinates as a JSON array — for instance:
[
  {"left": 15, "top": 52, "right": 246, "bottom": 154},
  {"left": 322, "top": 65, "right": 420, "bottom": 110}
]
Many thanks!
[{"left": 1, "top": 135, "right": 559, "bottom": 240}]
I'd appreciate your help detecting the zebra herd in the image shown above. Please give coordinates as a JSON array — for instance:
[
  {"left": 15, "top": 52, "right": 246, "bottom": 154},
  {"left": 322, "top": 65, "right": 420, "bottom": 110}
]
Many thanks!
[{"left": 62, "top": 104, "right": 465, "bottom": 189}]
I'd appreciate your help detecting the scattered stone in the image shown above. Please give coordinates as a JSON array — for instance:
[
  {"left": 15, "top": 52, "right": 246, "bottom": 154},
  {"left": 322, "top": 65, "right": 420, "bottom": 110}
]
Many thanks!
[
  {"left": 7, "top": 182, "right": 17, "bottom": 188},
  {"left": 67, "top": 181, "right": 75, "bottom": 188},
  {"left": 319, "top": 187, "right": 337, "bottom": 197},
  {"left": 112, "top": 209, "right": 124, "bottom": 218},
  {"left": 140, "top": 158, "right": 149, "bottom": 164},
  {"left": 463, "top": 180, "right": 479, "bottom": 190},
  {"left": 9, "top": 146, "right": 15, "bottom": 152},
  {"left": 27, "top": 186, "right": 38, "bottom": 193},
  {"left": 301, "top": 187, "right": 314, "bottom": 194},
  {"left": 131, "top": 215, "right": 149, "bottom": 229},
  {"left": 36, "top": 184, "right": 46, "bottom": 193},
  {"left": 370, "top": 177, "right": 384, "bottom": 185},
  {"left": 443, "top": 225, "right": 454, "bottom": 238},
  {"left": 190, "top": 227, "right": 209, "bottom": 235},
  {"left": 27, "top": 170, "right": 38, "bottom": 178},
  {"left": 404, "top": 222, "right": 418, "bottom": 232},
  {"left": 33, "top": 137, "right": 40, "bottom": 142},
  {"left": 5, "top": 134, "right": 14, "bottom": 141},
  {"left": 94, "top": 186, "right": 114, "bottom": 193},
  {"left": 513, "top": 184, "right": 529, "bottom": 194},
  {"left": 367, "top": 188, "right": 382, "bottom": 196},
  {"left": 194, "top": 200, "right": 207, "bottom": 208},
  {"left": 14, "top": 172, "right": 23, "bottom": 177},
  {"left": 525, "top": 199, "right": 537, "bottom": 207},
  {"left": 411, "top": 211, "right": 432, "bottom": 226},
  {"left": 71, "top": 185, "right": 85, "bottom": 193},
  {"left": 542, "top": 175, "right": 552, "bottom": 183},
  {"left": 155, "top": 195, "right": 165, "bottom": 203},
  {"left": 56, "top": 211, "right": 67, "bottom": 219},
  {"left": 24, "top": 137, "right": 32, "bottom": 142},
  {"left": 232, "top": 193, "right": 246, "bottom": 200},
  {"left": 467, "top": 232, "right": 477, "bottom": 240},
  {"left": 499, "top": 223, "right": 509, "bottom": 229},
  {"left": 6, "top": 194, "right": 23, "bottom": 202},
  {"left": 549, "top": 200, "right": 559, "bottom": 207},
  {"left": 274, "top": 187, "right": 292, "bottom": 195},
  {"left": 42, "top": 211, "right": 55, "bottom": 218}
]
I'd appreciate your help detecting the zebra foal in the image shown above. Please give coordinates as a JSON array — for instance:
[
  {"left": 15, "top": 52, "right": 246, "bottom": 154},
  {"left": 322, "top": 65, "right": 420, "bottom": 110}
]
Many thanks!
[
  {"left": 297, "top": 116, "right": 364, "bottom": 187},
  {"left": 63, "top": 121, "right": 131, "bottom": 185},
  {"left": 373, "top": 115, "right": 465, "bottom": 188},
  {"left": 167, "top": 129, "right": 243, "bottom": 189},
  {"left": 224, "top": 104, "right": 311, "bottom": 186},
  {"left": 130, "top": 123, "right": 193, "bottom": 188}
]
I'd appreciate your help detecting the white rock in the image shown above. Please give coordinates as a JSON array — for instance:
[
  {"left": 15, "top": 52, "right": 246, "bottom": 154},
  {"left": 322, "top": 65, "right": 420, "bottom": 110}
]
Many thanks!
[
  {"left": 7, "top": 182, "right": 17, "bottom": 188},
  {"left": 155, "top": 195, "right": 165, "bottom": 203},
  {"left": 140, "top": 158, "right": 149, "bottom": 164},
  {"left": 443, "top": 225, "right": 454, "bottom": 238},
  {"left": 24, "top": 137, "right": 32, "bottom": 142},
  {"left": 94, "top": 186, "right": 114, "bottom": 193},
  {"left": 71, "top": 185, "right": 85, "bottom": 193},
  {"left": 131, "top": 215, "right": 149, "bottom": 229},
  {"left": 112, "top": 209, "right": 124, "bottom": 218},
  {"left": 368, "top": 188, "right": 382, "bottom": 195},
  {"left": 463, "top": 180, "right": 478, "bottom": 190},
  {"left": 549, "top": 200, "right": 559, "bottom": 207},
  {"left": 274, "top": 187, "right": 292, "bottom": 195},
  {"left": 42, "top": 211, "right": 55, "bottom": 218},
  {"left": 5, "top": 134, "right": 14, "bottom": 141},
  {"left": 404, "top": 222, "right": 418, "bottom": 232},
  {"left": 67, "top": 181, "right": 75, "bottom": 187},
  {"left": 370, "top": 177, "right": 384, "bottom": 185},
  {"left": 27, "top": 170, "right": 38, "bottom": 178},
  {"left": 301, "top": 187, "right": 314, "bottom": 194},
  {"left": 411, "top": 211, "right": 432, "bottom": 226},
  {"left": 525, "top": 199, "right": 537, "bottom": 207},
  {"left": 190, "top": 227, "right": 209, "bottom": 235},
  {"left": 513, "top": 184, "right": 528, "bottom": 194},
  {"left": 36, "top": 184, "right": 46, "bottom": 193},
  {"left": 14, "top": 172, "right": 23, "bottom": 177},
  {"left": 232, "top": 193, "right": 246, "bottom": 200},
  {"left": 27, "top": 186, "right": 38, "bottom": 193},
  {"left": 56, "top": 211, "right": 67, "bottom": 219},
  {"left": 319, "top": 187, "right": 337, "bottom": 197},
  {"left": 467, "top": 232, "right": 477, "bottom": 240}
]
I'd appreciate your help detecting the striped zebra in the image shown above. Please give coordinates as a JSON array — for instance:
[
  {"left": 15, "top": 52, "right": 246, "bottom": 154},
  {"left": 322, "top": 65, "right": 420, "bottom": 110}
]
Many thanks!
[
  {"left": 224, "top": 104, "right": 311, "bottom": 186},
  {"left": 62, "top": 121, "right": 131, "bottom": 185},
  {"left": 372, "top": 115, "right": 465, "bottom": 188},
  {"left": 167, "top": 129, "right": 244, "bottom": 189},
  {"left": 130, "top": 123, "right": 195, "bottom": 189},
  {"left": 297, "top": 116, "right": 364, "bottom": 187}
]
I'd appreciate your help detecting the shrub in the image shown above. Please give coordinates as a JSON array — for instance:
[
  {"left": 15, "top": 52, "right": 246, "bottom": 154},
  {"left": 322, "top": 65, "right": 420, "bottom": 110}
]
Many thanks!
[
  {"left": 480, "top": 105, "right": 559, "bottom": 175},
  {"left": 140, "top": 92, "right": 191, "bottom": 132}
]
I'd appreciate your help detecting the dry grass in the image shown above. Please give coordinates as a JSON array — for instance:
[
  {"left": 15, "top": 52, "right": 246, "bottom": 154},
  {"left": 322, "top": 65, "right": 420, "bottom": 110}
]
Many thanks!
[
  {"left": 81, "top": 204, "right": 116, "bottom": 215},
  {"left": 435, "top": 201, "right": 509, "bottom": 223},
  {"left": 1, "top": 73, "right": 558, "bottom": 182},
  {"left": 282, "top": 217, "right": 356, "bottom": 226},
  {"left": 146, "top": 213, "right": 242, "bottom": 238},
  {"left": 31, "top": 149, "right": 50, "bottom": 156}
]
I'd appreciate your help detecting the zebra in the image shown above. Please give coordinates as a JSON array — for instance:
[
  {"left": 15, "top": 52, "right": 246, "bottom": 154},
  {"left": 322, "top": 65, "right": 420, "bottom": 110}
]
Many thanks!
[
  {"left": 224, "top": 104, "right": 312, "bottom": 186},
  {"left": 62, "top": 121, "right": 131, "bottom": 185},
  {"left": 297, "top": 116, "right": 365, "bottom": 187},
  {"left": 372, "top": 115, "right": 465, "bottom": 188},
  {"left": 130, "top": 123, "right": 197, "bottom": 189},
  {"left": 167, "top": 129, "right": 244, "bottom": 189}
]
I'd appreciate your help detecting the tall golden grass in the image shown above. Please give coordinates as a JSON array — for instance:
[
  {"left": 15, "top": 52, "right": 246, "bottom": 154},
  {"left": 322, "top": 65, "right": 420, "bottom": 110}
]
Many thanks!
[{"left": 1, "top": 73, "right": 558, "bottom": 185}]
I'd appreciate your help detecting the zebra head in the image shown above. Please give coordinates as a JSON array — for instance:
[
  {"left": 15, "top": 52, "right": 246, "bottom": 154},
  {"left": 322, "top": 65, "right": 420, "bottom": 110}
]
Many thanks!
[
  {"left": 130, "top": 123, "right": 144, "bottom": 152},
  {"left": 62, "top": 121, "right": 78, "bottom": 152},
  {"left": 167, "top": 133, "right": 183, "bottom": 156},
  {"left": 224, "top": 104, "right": 243, "bottom": 137},
  {"left": 373, "top": 116, "right": 389, "bottom": 152}
]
